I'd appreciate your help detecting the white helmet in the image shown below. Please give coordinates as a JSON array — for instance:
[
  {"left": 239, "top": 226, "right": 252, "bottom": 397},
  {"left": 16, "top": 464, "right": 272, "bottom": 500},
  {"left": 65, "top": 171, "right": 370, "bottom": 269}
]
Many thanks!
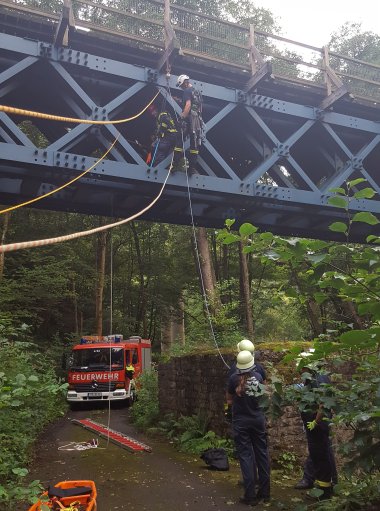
[
  {"left": 236, "top": 350, "right": 255, "bottom": 373},
  {"left": 176, "top": 74, "right": 189, "bottom": 87},
  {"left": 237, "top": 339, "right": 254, "bottom": 353}
]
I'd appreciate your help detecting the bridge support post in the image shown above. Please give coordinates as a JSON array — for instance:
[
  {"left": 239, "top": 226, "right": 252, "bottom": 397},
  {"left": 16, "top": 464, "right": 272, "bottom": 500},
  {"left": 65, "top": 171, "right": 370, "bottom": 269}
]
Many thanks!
[
  {"left": 320, "top": 46, "right": 352, "bottom": 110},
  {"left": 244, "top": 25, "right": 272, "bottom": 93},
  {"left": 54, "top": 0, "right": 75, "bottom": 47},
  {"left": 157, "top": 0, "right": 183, "bottom": 74}
]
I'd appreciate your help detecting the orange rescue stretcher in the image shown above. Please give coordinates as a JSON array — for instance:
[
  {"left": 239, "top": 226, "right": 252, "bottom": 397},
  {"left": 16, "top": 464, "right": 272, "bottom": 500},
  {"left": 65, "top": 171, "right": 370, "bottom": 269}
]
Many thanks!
[{"left": 28, "top": 480, "right": 97, "bottom": 511}]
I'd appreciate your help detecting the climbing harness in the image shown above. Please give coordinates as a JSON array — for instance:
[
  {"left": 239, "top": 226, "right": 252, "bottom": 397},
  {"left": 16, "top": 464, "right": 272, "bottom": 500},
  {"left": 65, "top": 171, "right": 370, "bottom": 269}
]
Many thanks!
[
  {"left": 0, "top": 93, "right": 160, "bottom": 124},
  {"left": 147, "top": 92, "right": 175, "bottom": 168},
  {"left": 0, "top": 92, "right": 175, "bottom": 252},
  {"left": 0, "top": 136, "right": 119, "bottom": 215},
  {"left": 0, "top": 91, "right": 166, "bottom": 216}
]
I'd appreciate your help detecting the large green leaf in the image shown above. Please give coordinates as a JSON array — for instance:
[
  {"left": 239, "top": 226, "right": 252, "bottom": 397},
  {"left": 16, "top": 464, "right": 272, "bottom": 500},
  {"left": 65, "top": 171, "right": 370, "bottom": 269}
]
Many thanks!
[
  {"left": 347, "top": 178, "right": 366, "bottom": 187},
  {"left": 340, "top": 329, "right": 380, "bottom": 346},
  {"left": 352, "top": 212, "right": 380, "bottom": 225},
  {"left": 239, "top": 223, "right": 258, "bottom": 236},
  {"left": 307, "top": 253, "right": 328, "bottom": 264},
  {"left": 259, "top": 232, "right": 273, "bottom": 241},
  {"left": 354, "top": 187, "right": 376, "bottom": 199},
  {"left": 366, "top": 234, "right": 380, "bottom": 244},
  {"left": 329, "top": 222, "right": 348, "bottom": 233},
  {"left": 358, "top": 301, "right": 380, "bottom": 319},
  {"left": 313, "top": 292, "right": 328, "bottom": 304},
  {"left": 328, "top": 196, "right": 348, "bottom": 208},
  {"left": 284, "top": 287, "right": 298, "bottom": 298},
  {"left": 328, "top": 187, "right": 346, "bottom": 195},
  {"left": 222, "top": 233, "right": 240, "bottom": 244}
]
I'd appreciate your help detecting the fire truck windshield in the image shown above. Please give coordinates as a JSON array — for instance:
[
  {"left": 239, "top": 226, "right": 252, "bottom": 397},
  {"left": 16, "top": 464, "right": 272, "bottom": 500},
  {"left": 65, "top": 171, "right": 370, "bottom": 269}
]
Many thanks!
[{"left": 70, "top": 347, "right": 123, "bottom": 371}]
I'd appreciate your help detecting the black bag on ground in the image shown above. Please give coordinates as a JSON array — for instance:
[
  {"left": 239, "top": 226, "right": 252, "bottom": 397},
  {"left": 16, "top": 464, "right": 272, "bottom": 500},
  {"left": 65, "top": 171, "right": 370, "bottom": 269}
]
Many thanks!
[{"left": 200, "top": 448, "right": 229, "bottom": 471}]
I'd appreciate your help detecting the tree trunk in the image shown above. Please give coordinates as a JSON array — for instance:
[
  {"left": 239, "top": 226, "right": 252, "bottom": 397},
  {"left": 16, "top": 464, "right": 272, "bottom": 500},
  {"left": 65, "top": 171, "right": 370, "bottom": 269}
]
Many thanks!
[
  {"left": 330, "top": 295, "right": 364, "bottom": 330},
  {"left": 291, "top": 267, "right": 323, "bottom": 337},
  {"left": 222, "top": 245, "right": 229, "bottom": 281},
  {"left": 161, "top": 312, "right": 173, "bottom": 354},
  {"left": 95, "top": 229, "right": 107, "bottom": 336},
  {"left": 130, "top": 222, "right": 147, "bottom": 335},
  {"left": 239, "top": 240, "right": 254, "bottom": 338},
  {"left": 172, "top": 293, "right": 185, "bottom": 346},
  {"left": 342, "top": 301, "right": 364, "bottom": 329},
  {"left": 306, "top": 299, "right": 323, "bottom": 336},
  {"left": 0, "top": 212, "right": 10, "bottom": 279},
  {"left": 210, "top": 231, "right": 220, "bottom": 282},
  {"left": 80, "top": 311, "right": 84, "bottom": 336},
  {"left": 73, "top": 280, "right": 79, "bottom": 334},
  {"left": 195, "top": 227, "right": 221, "bottom": 315},
  {"left": 161, "top": 295, "right": 186, "bottom": 352}
]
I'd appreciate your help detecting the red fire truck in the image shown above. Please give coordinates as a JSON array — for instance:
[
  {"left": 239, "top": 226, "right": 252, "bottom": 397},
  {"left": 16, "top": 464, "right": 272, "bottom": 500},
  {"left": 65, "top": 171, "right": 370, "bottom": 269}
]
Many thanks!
[{"left": 66, "top": 335, "right": 151, "bottom": 406}]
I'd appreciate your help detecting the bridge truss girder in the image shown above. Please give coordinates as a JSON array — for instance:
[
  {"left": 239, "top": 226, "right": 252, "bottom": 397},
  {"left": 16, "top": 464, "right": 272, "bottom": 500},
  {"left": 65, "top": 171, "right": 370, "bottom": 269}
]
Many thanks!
[{"left": 0, "top": 33, "right": 380, "bottom": 241}]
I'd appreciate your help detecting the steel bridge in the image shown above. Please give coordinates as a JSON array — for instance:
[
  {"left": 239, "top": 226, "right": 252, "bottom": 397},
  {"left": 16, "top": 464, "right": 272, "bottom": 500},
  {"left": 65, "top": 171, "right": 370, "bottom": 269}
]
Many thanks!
[{"left": 0, "top": 0, "right": 380, "bottom": 241}]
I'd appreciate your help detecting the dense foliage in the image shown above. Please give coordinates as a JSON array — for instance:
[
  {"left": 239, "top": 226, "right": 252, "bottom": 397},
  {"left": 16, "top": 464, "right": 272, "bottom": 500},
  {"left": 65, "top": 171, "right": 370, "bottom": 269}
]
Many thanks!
[
  {"left": 129, "top": 370, "right": 160, "bottom": 430},
  {"left": 217, "top": 179, "right": 380, "bottom": 510},
  {"left": 0, "top": 319, "right": 67, "bottom": 509}
]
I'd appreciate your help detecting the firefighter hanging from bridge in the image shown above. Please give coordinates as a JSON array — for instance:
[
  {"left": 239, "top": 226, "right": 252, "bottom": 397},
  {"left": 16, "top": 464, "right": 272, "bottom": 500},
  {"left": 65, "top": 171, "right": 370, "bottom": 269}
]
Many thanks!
[
  {"left": 175, "top": 74, "right": 204, "bottom": 176},
  {"left": 146, "top": 103, "right": 181, "bottom": 168}
]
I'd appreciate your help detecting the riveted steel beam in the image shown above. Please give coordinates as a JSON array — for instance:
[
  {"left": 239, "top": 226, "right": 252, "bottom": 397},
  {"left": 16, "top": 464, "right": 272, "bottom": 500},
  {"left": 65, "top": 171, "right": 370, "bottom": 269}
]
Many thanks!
[{"left": 1, "top": 30, "right": 380, "bottom": 241}]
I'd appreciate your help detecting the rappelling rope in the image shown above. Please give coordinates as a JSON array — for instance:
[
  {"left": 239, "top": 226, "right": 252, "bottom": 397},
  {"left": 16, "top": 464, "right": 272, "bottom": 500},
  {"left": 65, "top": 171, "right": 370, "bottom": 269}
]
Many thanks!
[
  {"left": 58, "top": 440, "right": 102, "bottom": 451},
  {"left": 166, "top": 84, "right": 230, "bottom": 369},
  {"left": 0, "top": 91, "right": 164, "bottom": 216},
  {"left": 0, "top": 154, "right": 173, "bottom": 253},
  {"left": 0, "top": 92, "right": 160, "bottom": 124},
  {"left": 0, "top": 136, "right": 119, "bottom": 215}
]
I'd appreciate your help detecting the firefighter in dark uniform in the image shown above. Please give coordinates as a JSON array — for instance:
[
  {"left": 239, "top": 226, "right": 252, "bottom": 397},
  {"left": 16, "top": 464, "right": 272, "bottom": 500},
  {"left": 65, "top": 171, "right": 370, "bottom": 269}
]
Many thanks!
[
  {"left": 227, "top": 350, "right": 271, "bottom": 506},
  {"left": 147, "top": 104, "right": 180, "bottom": 166},
  {"left": 296, "top": 353, "right": 335, "bottom": 500},
  {"left": 175, "top": 74, "right": 203, "bottom": 175}
]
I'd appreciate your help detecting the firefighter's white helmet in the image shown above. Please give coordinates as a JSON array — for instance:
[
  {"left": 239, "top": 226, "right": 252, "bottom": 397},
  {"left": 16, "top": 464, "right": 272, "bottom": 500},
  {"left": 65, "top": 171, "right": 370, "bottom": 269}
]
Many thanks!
[
  {"left": 236, "top": 350, "right": 255, "bottom": 373},
  {"left": 237, "top": 339, "right": 254, "bottom": 353},
  {"left": 176, "top": 74, "right": 190, "bottom": 87}
]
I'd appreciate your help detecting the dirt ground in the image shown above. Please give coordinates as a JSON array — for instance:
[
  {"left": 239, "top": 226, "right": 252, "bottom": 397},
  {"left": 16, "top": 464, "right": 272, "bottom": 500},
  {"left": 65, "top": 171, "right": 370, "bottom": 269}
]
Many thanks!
[{"left": 26, "top": 405, "right": 308, "bottom": 511}]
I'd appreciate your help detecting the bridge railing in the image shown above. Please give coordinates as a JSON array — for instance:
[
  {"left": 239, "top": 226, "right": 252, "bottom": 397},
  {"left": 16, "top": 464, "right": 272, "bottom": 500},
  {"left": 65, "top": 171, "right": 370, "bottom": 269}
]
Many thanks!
[{"left": 1, "top": 0, "right": 379, "bottom": 103}]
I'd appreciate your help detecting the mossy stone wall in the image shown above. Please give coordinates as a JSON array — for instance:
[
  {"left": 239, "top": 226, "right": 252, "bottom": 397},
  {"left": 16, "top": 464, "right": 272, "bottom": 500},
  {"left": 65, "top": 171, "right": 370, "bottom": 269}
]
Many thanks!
[{"left": 158, "top": 350, "right": 308, "bottom": 461}]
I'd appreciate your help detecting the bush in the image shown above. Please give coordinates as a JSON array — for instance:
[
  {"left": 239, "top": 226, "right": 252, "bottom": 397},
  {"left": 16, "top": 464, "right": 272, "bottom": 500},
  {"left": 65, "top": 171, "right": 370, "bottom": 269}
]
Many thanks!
[
  {"left": 150, "top": 413, "right": 234, "bottom": 456},
  {"left": 130, "top": 370, "right": 160, "bottom": 430},
  {"left": 0, "top": 323, "right": 67, "bottom": 509}
]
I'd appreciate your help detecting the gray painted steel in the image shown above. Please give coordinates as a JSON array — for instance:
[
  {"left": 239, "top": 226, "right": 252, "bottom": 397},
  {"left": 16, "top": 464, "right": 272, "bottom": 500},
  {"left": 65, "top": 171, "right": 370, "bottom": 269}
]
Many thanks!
[{"left": 0, "top": 12, "right": 380, "bottom": 241}]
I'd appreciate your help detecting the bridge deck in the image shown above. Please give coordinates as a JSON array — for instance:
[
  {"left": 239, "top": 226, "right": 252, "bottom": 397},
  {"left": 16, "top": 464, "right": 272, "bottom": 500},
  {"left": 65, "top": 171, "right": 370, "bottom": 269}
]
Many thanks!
[{"left": 0, "top": 1, "right": 380, "bottom": 242}]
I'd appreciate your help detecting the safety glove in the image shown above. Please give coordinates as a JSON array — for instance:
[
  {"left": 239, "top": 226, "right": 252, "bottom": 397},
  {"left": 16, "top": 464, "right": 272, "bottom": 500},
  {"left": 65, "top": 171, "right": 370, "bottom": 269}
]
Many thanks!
[{"left": 306, "top": 420, "right": 317, "bottom": 431}]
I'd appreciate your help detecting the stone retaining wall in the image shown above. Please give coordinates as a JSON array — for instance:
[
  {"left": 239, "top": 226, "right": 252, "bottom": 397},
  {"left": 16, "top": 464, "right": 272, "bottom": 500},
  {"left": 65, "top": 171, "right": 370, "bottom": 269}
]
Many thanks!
[{"left": 158, "top": 350, "right": 309, "bottom": 461}]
